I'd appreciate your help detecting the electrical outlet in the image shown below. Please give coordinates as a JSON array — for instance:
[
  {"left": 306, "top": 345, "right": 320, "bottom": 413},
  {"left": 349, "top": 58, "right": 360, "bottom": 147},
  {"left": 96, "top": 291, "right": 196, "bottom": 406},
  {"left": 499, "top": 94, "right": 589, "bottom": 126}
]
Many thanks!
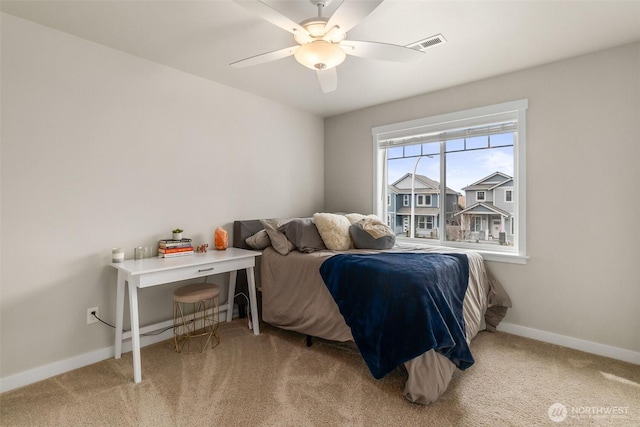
[{"left": 87, "top": 307, "right": 99, "bottom": 324}]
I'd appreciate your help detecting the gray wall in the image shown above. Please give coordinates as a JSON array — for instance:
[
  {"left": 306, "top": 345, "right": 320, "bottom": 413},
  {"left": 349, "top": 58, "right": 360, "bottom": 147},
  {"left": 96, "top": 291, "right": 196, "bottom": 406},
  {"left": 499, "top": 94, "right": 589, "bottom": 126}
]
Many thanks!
[
  {"left": 325, "top": 43, "right": 640, "bottom": 354},
  {"left": 492, "top": 181, "right": 514, "bottom": 213},
  {"left": 0, "top": 14, "right": 324, "bottom": 379},
  {"left": 2, "top": 11, "right": 638, "bottom": 387}
]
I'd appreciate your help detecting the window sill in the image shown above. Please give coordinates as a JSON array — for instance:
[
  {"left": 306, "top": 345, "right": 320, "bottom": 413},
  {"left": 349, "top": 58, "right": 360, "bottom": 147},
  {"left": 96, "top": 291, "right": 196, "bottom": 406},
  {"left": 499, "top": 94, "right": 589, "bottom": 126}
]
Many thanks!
[
  {"left": 395, "top": 238, "right": 528, "bottom": 264},
  {"left": 478, "top": 250, "right": 528, "bottom": 264}
]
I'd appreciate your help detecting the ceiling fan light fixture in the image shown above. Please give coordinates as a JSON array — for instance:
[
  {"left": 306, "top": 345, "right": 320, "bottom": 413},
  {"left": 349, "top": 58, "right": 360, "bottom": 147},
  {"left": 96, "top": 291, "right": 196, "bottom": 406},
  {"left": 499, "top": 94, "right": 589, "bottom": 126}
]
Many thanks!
[
  {"left": 301, "top": 19, "right": 328, "bottom": 37},
  {"left": 323, "top": 25, "right": 345, "bottom": 43},
  {"left": 294, "top": 40, "right": 346, "bottom": 70}
]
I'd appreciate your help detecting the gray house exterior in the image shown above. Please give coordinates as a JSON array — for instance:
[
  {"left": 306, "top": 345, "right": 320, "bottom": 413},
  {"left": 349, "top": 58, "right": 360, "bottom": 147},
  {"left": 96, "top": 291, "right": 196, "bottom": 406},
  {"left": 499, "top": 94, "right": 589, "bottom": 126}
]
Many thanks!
[
  {"left": 387, "top": 173, "right": 461, "bottom": 237},
  {"left": 455, "top": 171, "right": 515, "bottom": 243}
]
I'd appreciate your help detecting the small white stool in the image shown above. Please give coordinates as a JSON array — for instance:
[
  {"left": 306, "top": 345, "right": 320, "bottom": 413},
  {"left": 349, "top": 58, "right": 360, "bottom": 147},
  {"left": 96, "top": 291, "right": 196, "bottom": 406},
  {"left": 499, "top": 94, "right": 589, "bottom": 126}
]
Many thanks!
[{"left": 173, "top": 283, "right": 221, "bottom": 353}]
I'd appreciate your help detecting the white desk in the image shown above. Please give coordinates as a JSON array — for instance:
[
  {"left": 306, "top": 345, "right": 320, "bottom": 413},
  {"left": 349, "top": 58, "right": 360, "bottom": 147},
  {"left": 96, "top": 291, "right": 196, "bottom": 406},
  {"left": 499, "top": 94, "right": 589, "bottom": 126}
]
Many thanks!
[{"left": 111, "top": 247, "right": 260, "bottom": 383}]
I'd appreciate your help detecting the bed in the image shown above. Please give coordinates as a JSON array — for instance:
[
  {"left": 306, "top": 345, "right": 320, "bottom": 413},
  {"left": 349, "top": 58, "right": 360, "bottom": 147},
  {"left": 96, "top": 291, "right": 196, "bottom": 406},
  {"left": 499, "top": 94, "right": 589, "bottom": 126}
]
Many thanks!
[{"left": 233, "top": 216, "right": 511, "bottom": 404}]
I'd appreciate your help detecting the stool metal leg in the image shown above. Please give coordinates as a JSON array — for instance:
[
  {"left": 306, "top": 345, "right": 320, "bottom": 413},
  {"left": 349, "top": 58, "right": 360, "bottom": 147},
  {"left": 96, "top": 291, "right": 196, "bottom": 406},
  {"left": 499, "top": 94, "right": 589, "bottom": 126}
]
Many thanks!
[{"left": 173, "top": 296, "right": 221, "bottom": 353}]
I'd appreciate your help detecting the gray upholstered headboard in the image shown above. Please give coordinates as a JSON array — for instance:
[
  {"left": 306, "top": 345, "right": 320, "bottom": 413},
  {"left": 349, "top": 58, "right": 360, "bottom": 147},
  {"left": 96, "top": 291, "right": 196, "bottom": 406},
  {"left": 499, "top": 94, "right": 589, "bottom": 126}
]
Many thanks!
[
  {"left": 232, "top": 220, "right": 264, "bottom": 317},
  {"left": 233, "top": 219, "right": 264, "bottom": 249}
]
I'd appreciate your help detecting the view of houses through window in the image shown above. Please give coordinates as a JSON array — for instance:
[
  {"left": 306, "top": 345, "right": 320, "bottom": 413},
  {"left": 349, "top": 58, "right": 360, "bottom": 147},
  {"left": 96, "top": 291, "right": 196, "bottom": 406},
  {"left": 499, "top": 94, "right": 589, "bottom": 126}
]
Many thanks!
[
  {"left": 373, "top": 100, "right": 527, "bottom": 257},
  {"left": 386, "top": 133, "right": 515, "bottom": 248}
]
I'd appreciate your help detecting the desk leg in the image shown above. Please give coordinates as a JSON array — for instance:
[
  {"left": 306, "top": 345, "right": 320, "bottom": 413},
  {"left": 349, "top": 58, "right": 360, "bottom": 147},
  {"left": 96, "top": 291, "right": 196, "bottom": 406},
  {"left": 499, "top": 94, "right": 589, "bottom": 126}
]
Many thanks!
[
  {"left": 246, "top": 267, "right": 260, "bottom": 335},
  {"left": 226, "top": 270, "right": 237, "bottom": 323},
  {"left": 127, "top": 283, "right": 142, "bottom": 383},
  {"left": 114, "top": 273, "right": 125, "bottom": 359}
]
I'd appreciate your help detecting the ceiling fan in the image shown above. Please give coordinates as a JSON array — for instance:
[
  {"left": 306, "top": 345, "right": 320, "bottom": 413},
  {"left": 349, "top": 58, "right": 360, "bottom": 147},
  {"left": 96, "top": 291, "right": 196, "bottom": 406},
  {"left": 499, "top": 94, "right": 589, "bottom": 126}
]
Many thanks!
[{"left": 231, "top": 0, "right": 425, "bottom": 93}]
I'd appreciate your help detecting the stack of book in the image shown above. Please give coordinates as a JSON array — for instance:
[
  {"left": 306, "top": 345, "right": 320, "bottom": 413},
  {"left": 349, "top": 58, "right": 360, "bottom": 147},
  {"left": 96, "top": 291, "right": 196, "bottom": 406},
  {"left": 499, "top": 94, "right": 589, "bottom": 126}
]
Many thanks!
[{"left": 157, "top": 238, "right": 194, "bottom": 258}]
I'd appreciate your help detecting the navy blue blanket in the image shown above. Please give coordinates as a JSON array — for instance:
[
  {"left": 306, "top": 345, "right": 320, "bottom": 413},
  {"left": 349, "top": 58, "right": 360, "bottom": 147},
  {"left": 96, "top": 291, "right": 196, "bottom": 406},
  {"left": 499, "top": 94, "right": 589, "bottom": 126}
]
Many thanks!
[{"left": 319, "top": 252, "right": 473, "bottom": 379}]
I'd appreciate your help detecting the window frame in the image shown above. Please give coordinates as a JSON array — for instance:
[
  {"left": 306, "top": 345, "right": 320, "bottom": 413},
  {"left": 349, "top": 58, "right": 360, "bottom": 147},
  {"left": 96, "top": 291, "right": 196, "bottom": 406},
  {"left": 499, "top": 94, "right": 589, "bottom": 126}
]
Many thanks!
[
  {"left": 476, "top": 191, "right": 486, "bottom": 202},
  {"left": 372, "top": 99, "right": 528, "bottom": 264},
  {"left": 505, "top": 189, "right": 513, "bottom": 203}
]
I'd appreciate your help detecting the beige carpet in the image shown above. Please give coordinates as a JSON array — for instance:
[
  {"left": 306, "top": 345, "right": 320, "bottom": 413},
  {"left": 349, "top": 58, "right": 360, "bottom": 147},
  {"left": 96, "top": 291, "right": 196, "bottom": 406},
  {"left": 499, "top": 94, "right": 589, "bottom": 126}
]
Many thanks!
[{"left": 1, "top": 319, "right": 639, "bottom": 426}]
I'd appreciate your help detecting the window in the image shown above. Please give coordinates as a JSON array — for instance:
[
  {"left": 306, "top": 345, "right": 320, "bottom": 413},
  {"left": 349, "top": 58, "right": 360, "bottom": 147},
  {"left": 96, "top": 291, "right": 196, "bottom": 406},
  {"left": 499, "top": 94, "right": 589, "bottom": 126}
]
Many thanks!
[
  {"left": 417, "top": 216, "right": 427, "bottom": 229},
  {"left": 372, "top": 100, "right": 528, "bottom": 263},
  {"left": 417, "top": 216, "right": 435, "bottom": 229},
  {"left": 426, "top": 216, "right": 434, "bottom": 229},
  {"left": 387, "top": 194, "right": 391, "bottom": 206},
  {"left": 505, "top": 189, "right": 513, "bottom": 202},
  {"left": 416, "top": 195, "right": 431, "bottom": 206}
]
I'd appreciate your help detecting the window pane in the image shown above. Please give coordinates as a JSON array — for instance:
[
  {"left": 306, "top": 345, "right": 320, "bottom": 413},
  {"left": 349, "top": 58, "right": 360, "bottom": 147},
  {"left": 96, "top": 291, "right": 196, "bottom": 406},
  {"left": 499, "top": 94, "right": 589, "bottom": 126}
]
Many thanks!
[
  {"left": 422, "top": 142, "right": 440, "bottom": 156},
  {"left": 445, "top": 138, "right": 465, "bottom": 152},
  {"left": 387, "top": 145, "right": 440, "bottom": 239},
  {"left": 490, "top": 132, "right": 514, "bottom": 147},
  {"left": 466, "top": 136, "right": 488, "bottom": 150},
  {"left": 404, "top": 144, "right": 422, "bottom": 157},
  {"left": 445, "top": 142, "right": 514, "bottom": 246},
  {"left": 387, "top": 147, "right": 404, "bottom": 159}
]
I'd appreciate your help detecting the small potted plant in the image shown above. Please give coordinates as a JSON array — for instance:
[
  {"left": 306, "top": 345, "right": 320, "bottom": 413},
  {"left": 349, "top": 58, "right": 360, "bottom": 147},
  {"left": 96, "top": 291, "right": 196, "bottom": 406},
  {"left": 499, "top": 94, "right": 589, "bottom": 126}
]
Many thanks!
[{"left": 172, "top": 228, "right": 183, "bottom": 240}]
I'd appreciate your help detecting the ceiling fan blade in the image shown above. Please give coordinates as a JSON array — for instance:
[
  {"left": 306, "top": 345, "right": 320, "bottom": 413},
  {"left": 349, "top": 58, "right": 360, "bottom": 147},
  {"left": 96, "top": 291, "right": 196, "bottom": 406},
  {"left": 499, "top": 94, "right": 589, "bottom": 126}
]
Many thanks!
[
  {"left": 325, "top": 0, "right": 383, "bottom": 34},
  {"left": 316, "top": 68, "right": 338, "bottom": 93},
  {"left": 235, "top": 0, "right": 311, "bottom": 41},
  {"left": 230, "top": 46, "right": 298, "bottom": 68},
  {"left": 340, "top": 40, "right": 424, "bottom": 63}
]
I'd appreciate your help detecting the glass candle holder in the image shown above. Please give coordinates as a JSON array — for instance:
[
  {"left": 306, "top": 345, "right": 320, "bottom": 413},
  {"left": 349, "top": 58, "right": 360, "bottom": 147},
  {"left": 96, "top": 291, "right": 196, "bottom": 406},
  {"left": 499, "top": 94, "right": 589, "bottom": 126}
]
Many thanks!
[{"left": 112, "top": 248, "right": 124, "bottom": 263}]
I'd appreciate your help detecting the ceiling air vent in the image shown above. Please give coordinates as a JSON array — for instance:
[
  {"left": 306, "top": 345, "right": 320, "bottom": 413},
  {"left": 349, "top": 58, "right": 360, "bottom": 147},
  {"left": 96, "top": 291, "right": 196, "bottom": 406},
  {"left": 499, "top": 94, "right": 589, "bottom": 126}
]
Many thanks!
[{"left": 406, "top": 34, "right": 447, "bottom": 52}]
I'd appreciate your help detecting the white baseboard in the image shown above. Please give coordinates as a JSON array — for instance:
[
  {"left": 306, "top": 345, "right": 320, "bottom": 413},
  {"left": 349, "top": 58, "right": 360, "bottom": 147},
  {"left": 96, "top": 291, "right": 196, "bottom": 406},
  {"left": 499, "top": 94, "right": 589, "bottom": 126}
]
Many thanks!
[
  {"left": 497, "top": 322, "right": 640, "bottom": 365},
  {"left": 3, "top": 318, "right": 637, "bottom": 394},
  {"left": 0, "top": 328, "right": 174, "bottom": 394},
  {"left": 0, "top": 305, "right": 241, "bottom": 394}
]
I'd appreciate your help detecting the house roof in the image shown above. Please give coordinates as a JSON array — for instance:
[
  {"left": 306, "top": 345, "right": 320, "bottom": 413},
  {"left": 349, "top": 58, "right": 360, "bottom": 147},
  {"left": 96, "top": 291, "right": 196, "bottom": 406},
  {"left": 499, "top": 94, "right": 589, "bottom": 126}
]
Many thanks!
[
  {"left": 462, "top": 184, "right": 493, "bottom": 191},
  {"left": 462, "top": 172, "right": 512, "bottom": 191},
  {"left": 389, "top": 173, "right": 460, "bottom": 195},
  {"left": 388, "top": 186, "right": 440, "bottom": 195},
  {"left": 455, "top": 202, "right": 512, "bottom": 217}
]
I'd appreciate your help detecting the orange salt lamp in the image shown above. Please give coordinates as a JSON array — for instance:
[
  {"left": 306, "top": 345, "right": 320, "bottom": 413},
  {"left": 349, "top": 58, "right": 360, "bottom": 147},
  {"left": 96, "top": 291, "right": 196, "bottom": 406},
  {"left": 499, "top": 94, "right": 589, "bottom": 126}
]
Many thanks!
[{"left": 214, "top": 227, "right": 228, "bottom": 250}]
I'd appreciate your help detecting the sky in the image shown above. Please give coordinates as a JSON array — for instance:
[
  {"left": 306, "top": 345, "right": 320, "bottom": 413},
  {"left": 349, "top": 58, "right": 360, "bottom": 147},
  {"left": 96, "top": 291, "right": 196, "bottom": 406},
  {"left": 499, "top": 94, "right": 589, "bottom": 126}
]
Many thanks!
[{"left": 387, "top": 134, "right": 514, "bottom": 194}]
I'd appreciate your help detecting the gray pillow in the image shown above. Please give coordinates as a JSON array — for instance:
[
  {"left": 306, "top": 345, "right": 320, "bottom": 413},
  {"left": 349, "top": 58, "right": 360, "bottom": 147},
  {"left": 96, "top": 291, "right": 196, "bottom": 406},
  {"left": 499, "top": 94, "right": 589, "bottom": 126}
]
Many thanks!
[
  {"left": 349, "top": 222, "right": 396, "bottom": 250},
  {"left": 244, "top": 229, "right": 270, "bottom": 250},
  {"left": 260, "top": 218, "right": 295, "bottom": 255},
  {"left": 278, "top": 218, "right": 327, "bottom": 253}
]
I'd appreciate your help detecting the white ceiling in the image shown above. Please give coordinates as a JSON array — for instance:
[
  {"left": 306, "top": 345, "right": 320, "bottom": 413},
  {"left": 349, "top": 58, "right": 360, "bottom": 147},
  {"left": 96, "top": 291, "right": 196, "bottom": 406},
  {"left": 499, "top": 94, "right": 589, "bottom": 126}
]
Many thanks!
[{"left": 2, "top": 0, "right": 639, "bottom": 117}]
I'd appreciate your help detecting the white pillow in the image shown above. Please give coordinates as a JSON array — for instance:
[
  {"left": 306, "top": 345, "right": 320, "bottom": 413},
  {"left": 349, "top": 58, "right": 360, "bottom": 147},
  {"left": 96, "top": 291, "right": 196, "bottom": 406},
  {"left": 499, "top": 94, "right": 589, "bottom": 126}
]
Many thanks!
[
  {"left": 313, "top": 213, "right": 353, "bottom": 251},
  {"left": 345, "top": 213, "right": 380, "bottom": 224}
]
